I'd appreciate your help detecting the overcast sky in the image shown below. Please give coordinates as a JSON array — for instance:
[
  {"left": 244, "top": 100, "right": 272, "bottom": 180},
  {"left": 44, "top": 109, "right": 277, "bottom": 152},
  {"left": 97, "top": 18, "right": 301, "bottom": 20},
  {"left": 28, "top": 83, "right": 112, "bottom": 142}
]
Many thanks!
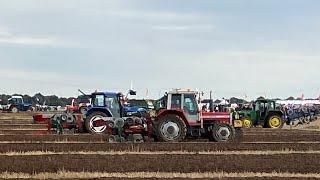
[{"left": 0, "top": 0, "right": 319, "bottom": 100}]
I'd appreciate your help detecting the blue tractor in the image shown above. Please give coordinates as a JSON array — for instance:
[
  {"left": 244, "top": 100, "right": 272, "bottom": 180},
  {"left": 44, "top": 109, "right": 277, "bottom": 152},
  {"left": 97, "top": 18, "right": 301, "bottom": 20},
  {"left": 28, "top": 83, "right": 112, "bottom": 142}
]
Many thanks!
[
  {"left": 3, "top": 96, "right": 33, "bottom": 113},
  {"left": 85, "top": 90, "right": 148, "bottom": 134}
]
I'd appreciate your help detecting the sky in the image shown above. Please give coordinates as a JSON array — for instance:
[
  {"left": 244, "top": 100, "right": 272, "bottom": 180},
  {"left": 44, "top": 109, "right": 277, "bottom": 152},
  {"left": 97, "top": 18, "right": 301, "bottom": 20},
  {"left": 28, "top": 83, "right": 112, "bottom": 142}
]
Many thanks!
[{"left": 0, "top": 0, "right": 319, "bottom": 100}]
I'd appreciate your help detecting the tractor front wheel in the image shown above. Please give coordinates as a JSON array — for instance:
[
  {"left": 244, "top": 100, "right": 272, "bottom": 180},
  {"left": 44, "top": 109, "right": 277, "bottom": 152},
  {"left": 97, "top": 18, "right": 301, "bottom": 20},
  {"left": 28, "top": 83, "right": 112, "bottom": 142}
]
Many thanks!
[
  {"left": 155, "top": 114, "right": 187, "bottom": 142},
  {"left": 210, "top": 123, "right": 235, "bottom": 142},
  {"left": 85, "top": 111, "right": 108, "bottom": 133},
  {"left": 242, "top": 118, "right": 253, "bottom": 128},
  {"left": 266, "top": 115, "right": 284, "bottom": 129}
]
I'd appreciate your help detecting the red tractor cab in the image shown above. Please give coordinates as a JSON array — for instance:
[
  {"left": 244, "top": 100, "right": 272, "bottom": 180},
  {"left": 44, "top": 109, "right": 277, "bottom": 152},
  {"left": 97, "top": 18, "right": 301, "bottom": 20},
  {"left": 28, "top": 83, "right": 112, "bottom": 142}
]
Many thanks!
[{"left": 152, "top": 89, "right": 242, "bottom": 142}]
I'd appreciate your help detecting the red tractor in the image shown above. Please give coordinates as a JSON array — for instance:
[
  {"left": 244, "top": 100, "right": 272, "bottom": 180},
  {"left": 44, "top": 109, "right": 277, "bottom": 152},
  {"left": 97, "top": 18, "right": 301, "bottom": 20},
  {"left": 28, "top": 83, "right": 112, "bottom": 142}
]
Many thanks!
[{"left": 152, "top": 89, "right": 242, "bottom": 142}]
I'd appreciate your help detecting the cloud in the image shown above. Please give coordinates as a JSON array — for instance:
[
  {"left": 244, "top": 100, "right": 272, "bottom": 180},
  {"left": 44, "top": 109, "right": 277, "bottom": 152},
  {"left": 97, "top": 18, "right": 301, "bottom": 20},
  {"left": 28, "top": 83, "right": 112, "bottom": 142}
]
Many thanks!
[
  {"left": 0, "top": 68, "right": 74, "bottom": 85},
  {"left": 0, "top": 26, "right": 10, "bottom": 36},
  {"left": 0, "top": 36, "right": 58, "bottom": 46},
  {"left": 151, "top": 25, "right": 215, "bottom": 31},
  {"left": 0, "top": 25, "right": 67, "bottom": 46},
  {"left": 210, "top": 51, "right": 320, "bottom": 62},
  {"left": 103, "top": 10, "right": 210, "bottom": 21}
]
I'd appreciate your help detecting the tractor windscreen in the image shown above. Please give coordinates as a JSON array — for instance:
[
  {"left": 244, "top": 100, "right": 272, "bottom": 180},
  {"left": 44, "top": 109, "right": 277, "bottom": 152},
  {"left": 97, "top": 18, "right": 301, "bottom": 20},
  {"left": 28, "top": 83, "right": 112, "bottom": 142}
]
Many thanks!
[
  {"left": 154, "top": 96, "right": 166, "bottom": 110},
  {"left": 105, "top": 95, "right": 121, "bottom": 117},
  {"left": 8, "top": 98, "right": 23, "bottom": 105}
]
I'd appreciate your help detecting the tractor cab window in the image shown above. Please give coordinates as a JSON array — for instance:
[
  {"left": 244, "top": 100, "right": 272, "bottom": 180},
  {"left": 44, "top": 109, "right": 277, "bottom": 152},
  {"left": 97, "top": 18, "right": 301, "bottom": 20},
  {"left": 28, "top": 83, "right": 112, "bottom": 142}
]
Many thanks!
[
  {"left": 171, "top": 94, "right": 181, "bottom": 109},
  {"left": 255, "top": 102, "right": 260, "bottom": 111},
  {"left": 8, "top": 99, "right": 14, "bottom": 105},
  {"left": 105, "top": 95, "right": 121, "bottom": 117},
  {"left": 268, "top": 102, "right": 275, "bottom": 110},
  {"left": 260, "top": 103, "right": 266, "bottom": 111},
  {"left": 93, "top": 95, "right": 105, "bottom": 107},
  {"left": 255, "top": 102, "right": 265, "bottom": 112},
  {"left": 155, "top": 97, "right": 166, "bottom": 110},
  {"left": 8, "top": 98, "right": 22, "bottom": 105},
  {"left": 105, "top": 96, "right": 119, "bottom": 109},
  {"left": 183, "top": 95, "right": 198, "bottom": 115}
]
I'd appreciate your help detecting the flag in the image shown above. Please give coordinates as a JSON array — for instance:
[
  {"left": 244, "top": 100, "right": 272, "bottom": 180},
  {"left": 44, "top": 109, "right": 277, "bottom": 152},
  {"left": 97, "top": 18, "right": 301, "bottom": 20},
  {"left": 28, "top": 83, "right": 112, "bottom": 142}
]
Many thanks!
[{"left": 299, "top": 93, "right": 304, "bottom": 100}]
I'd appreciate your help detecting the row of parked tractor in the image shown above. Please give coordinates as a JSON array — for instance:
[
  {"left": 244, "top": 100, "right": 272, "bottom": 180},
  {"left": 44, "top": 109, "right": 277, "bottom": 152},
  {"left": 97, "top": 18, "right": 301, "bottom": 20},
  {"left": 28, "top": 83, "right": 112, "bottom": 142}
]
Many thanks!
[
  {"left": 0, "top": 95, "right": 68, "bottom": 113},
  {"left": 232, "top": 99, "right": 320, "bottom": 128},
  {"left": 30, "top": 89, "right": 320, "bottom": 143}
]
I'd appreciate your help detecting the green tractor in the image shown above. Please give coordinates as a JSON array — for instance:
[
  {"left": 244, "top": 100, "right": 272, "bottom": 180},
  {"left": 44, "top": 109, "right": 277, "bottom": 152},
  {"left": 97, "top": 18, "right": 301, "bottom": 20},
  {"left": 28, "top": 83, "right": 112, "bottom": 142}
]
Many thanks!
[{"left": 235, "top": 99, "right": 284, "bottom": 129}]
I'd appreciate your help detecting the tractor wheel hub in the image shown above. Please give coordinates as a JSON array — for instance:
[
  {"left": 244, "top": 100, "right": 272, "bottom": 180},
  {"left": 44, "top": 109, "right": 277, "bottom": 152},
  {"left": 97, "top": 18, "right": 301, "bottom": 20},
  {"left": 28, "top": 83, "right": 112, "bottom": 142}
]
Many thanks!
[
  {"left": 89, "top": 115, "right": 107, "bottom": 133},
  {"left": 216, "top": 126, "right": 231, "bottom": 140},
  {"left": 270, "top": 117, "right": 281, "bottom": 128},
  {"left": 161, "top": 122, "right": 180, "bottom": 140}
]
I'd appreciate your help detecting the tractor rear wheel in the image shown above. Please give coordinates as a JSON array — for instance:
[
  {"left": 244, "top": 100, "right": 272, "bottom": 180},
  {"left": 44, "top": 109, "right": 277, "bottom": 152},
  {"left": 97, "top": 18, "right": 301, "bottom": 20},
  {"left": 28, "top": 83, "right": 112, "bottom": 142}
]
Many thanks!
[
  {"left": 85, "top": 111, "right": 108, "bottom": 133},
  {"left": 156, "top": 114, "right": 187, "bottom": 142},
  {"left": 210, "top": 123, "right": 235, "bottom": 142},
  {"left": 266, "top": 115, "right": 284, "bottom": 129},
  {"left": 11, "top": 107, "right": 19, "bottom": 113}
]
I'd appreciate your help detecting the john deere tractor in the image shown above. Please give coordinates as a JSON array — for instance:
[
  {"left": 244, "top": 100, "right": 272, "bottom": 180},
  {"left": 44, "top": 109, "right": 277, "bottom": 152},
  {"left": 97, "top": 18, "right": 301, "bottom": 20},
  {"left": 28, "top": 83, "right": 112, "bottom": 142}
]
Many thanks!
[{"left": 235, "top": 99, "right": 284, "bottom": 129}]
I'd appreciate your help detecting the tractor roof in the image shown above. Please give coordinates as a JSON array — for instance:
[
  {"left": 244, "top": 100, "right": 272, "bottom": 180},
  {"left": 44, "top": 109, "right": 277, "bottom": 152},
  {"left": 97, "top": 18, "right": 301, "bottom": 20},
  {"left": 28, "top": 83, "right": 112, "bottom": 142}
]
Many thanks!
[
  {"left": 256, "top": 99, "right": 275, "bottom": 103},
  {"left": 10, "top": 96, "right": 23, "bottom": 99},
  {"left": 167, "top": 89, "right": 197, "bottom": 95},
  {"left": 91, "top": 91, "right": 120, "bottom": 96}
]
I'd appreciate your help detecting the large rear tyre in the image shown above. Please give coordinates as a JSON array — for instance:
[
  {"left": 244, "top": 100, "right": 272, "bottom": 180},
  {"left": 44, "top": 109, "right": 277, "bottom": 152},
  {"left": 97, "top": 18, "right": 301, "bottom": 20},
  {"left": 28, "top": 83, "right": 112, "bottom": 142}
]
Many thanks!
[
  {"left": 266, "top": 115, "right": 284, "bottom": 129},
  {"left": 85, "top": 111, "right": 108, "bottom": 133},
  {"left": 210, "top": 123, "right": 235, "bottom": 142},
  {"left": 11, "top": 107, "right": 19, "bottom": 113},
  {"left": 156, "top": 114, "right": 187, "bottom": 142}
]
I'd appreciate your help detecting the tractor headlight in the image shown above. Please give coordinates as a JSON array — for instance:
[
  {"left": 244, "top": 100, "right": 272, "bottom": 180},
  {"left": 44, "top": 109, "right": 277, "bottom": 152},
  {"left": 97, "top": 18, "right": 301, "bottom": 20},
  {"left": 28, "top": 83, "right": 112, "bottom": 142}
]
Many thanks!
[{"left": 126, "top": 112, "right": 133, "bottom": 116}]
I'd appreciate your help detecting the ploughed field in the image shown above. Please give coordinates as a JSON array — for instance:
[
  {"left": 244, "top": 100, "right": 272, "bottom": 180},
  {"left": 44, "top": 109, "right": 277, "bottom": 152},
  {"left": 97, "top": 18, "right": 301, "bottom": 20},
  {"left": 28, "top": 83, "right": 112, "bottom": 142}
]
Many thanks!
[{"left": 0, "top": 113, "right": 319, "bottom": 179}]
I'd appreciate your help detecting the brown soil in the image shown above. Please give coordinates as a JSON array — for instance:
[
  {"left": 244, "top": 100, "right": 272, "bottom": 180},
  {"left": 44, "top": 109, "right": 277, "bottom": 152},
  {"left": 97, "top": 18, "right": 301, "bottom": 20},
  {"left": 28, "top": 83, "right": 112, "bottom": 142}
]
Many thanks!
[
  {"left": 0, "top": 154, "right": 319, "bottom": 174},
  {"left": 0, "top": 142, "right": 319, "bottom": 153}
]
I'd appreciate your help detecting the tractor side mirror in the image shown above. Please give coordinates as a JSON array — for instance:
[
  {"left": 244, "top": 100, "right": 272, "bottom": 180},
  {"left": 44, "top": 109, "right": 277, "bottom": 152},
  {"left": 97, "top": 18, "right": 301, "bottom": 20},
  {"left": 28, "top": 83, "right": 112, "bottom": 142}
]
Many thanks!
[{"left": 129, "top": 90, "right": 137, "bottom": 96}]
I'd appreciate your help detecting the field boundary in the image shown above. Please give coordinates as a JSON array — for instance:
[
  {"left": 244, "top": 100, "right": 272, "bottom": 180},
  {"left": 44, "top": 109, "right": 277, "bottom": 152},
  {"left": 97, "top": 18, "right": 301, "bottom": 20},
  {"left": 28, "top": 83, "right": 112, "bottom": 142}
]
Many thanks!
[
  {"left": 1, "top": 171, "right": 320, "bottom": 179},
  {"left": 2, "top": 150, "right": 320, "bottom": 156}
]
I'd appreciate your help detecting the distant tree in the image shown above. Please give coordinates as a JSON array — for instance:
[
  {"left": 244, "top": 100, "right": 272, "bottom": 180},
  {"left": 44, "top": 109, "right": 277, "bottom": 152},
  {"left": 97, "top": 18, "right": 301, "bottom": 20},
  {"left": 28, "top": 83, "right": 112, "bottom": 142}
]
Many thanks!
[
  {"left": 286, "top": 96, "right": 295, "bottom": 100},
  {"left": 214, "top": 99, "right": 221, "bottom": 104},
  {"left": 229, "top": 97, "right": 248, "bottom": 104}
]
